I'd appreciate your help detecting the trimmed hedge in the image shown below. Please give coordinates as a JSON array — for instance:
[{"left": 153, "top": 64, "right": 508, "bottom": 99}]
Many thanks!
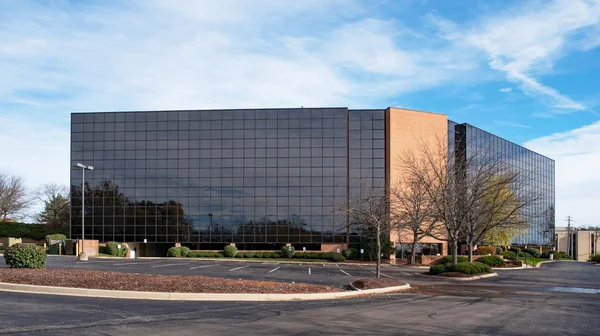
[
  {"left": 476, "top": 246, "right": 496, "bottom": 255},
  {"left": 105, "top": 241, "right": 128, "bottom": 257},
  {"left": 281, "top": 246, "right": 295, "bottom": 258},
  {"left": 509, "top": 247, "right": 521, "bottom": 254},
  {"left": 496, "top": 246, "right": 503, "bottom": 255},
  {"left": 0, "top": 222, "right": 68, "bottom": 241},
  {"left": 223, "top": 245, "right": 238, "bottom": 257},
  {"left": 44, "top": 234, "right": 67, "bottom": 245},
  {"left": 4, "top": 243, "right": 47, "bottom": 268},
  {"left": 441, "top": 255, "right": 468, "bottom": 264},
  {"left": 180, "top": 246, "right": 190, "bottom": 257},
  {"left": 524, "top": 248, "right": 541, "bottom": 258},
  {"left": 503, "top": 250, "right": 518, "bottom": 261},
  {"left": 477, "top": 255, "right": 506, "bottom": 267},
  {"left": 167, "top": 246, "right": 182, "bottom": 257},
  {"left": 429, "top": 261, "right": 491, "bottom": 275},
  {"left": 342, "top": 248, "right": 358, "bottom": 259},
  {"left": 519, "top": 251, "right": 534, "bottom": 259}
]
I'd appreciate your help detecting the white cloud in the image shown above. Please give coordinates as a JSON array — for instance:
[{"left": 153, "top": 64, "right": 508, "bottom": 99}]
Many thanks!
[
  {"left": 525, "top": 122, "right": 600, "bottom": 226},
  {"left": 431, "top": 0, "right": 600, "bottom": 112},
  {"left": 499, "top": 87, "right": 512, "bottom": 93}
]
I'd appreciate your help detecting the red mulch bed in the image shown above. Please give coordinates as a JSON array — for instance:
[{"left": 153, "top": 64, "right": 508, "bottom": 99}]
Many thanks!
[
  {"left": 350, "top": 278, "right": 406, "bottom": 290},
  {"left": 0, "top": 269, "right": 340, "bottom": 294},
  {"left": 436, "top": 272, "right": 472, "bottom": 278}
]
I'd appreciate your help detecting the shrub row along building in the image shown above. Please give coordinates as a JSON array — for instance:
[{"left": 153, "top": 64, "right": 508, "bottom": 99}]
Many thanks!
[{"left": 70, "top": 107, "right": 555, "bottom": 257}]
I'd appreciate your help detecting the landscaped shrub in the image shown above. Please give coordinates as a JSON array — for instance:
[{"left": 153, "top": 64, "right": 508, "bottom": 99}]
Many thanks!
[
  {"left": 342, "top": 248, "right": 358, "bottom": 259},
  {"left": 271, "top": 252, "right": 281, "bottom": 258},
  {"left": 244, "top": 252, "right": 255, "bottom": 258},
  {"left": 477, "top": 255, "right": 506, "bottom": 267},
  {"left": 254, "top": 252, "right": 264, "bottom": 258},
  {"left": 496, "top": 246, "right": 503, "bottom": 255},
  {"left": 106, "top": 241, "right": 128, "bottom": 257},
  {"left": 553, "top": 251, "right": 572, "bottom": 260},
  {"left": 281, "top": 246, "right": 295, "bottom": 258},
  {"left": 235, "top": 252, "right": 245, "bottom": 258},
  {"left": 187, "top": 251, "right": 199, "bottom": 258},
  {"left": 4, "top": 243, "right": 47, "bottom": 268},
  {"left": 452, "top": 262, "right": 491, "bottom": 275},
  {"left": 503, "top": 251, "right": 518, "bottom": 260},
  {"left": 509, "top": 247, "right": 521, "bottom": 254},
  {"left": 214, "top": 252, "right": 224, "bottom": 258},
  {"left": 180, "top": 246, "right": 190, "bottom": 257},
  {"left": 441, "top": 255, "right": 468, "bottom": 264},
  {"left": 476, "top": 246, "right": 496, "bottom": 255},
  {"left": 589, "top": 254, "right": 600, "bottom": 262},
  {"left": 524, "top": 248, "right": 541, "bottom": 258},
  {"left": 519, "top": 251, "right": 534, "bottom": 259},
  {"left": 167, "top": 246, "right": 182, "bottom": 257},
  {"left": 44, "top": 234, "right": 67, "bottom": 245},
  {"left": 330, "top": 254, "right": 346, "bottom": 262},
  {"left": 430, "top": 264, "right": 447, "bottom": 275},
  {"left": 223, "top": 245, "right": 238, "bottom": 257}
]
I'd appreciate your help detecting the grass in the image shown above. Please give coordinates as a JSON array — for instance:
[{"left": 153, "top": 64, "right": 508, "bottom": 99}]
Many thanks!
[{"left": 521, "top": 258, "right": 546, "bottom": 266}]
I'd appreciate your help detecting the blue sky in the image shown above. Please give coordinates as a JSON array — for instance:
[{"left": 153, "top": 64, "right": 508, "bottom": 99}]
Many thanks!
[{"left": 1, "top": 0, "right": 600, "bottom": 226}]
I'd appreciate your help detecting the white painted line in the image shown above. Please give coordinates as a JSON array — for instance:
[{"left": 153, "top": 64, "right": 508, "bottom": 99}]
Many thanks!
[
  {"left": 309, "top": 268, "right": 311, "bottom": 275},
  {"left": 340, "top": 269, "right": 351, "bottom": 276},
  {"left": 371, "top": 270, "right": 393, "bottom": 278},
  {"left": 269, "top": 267, "right": 280, "bottom": 274},
  {"left": 151, "top": 263, "right": 185, "bottom": 268},
  {"left": 189, "top": 264, "right": 218, "bottom": 270},
  {"left": 335, "top": 264, "right": 339, "bottom": 267},
  {"left": 322, "top": 264, "right": 326, "bottom": 266},
  {"left": 399, "top": 271, "right": 412, "bottom": 276},
  {"left": 299, "top": 263, "right": 302, "bottom": 266},
  {"left": 229, "top": 265, "right": 249, "bottom": 272}
]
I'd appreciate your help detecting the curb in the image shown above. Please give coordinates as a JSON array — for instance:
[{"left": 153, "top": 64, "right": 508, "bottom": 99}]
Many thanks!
[
  {"left": 0, "top": 282, "right": 410, "bottom": 301},
  {"left": 535, "top": 260, "right": 556, "bottom": 268},
  {"left": 418, "top": 272, "right": 498, "bottom": 281}
]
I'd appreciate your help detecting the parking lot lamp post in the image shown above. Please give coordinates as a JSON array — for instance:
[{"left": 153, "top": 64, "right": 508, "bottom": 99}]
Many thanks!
[{"left": 76, "top": 163, "right": 94, "bottom": 261}]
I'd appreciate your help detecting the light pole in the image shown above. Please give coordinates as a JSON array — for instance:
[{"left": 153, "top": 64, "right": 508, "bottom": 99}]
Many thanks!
[{"left": 76, "top": 162, "right": 94, "bottom": 261}]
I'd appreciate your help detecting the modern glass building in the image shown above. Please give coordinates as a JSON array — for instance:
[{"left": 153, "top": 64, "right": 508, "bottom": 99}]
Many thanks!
[{"left": 70, "top": 107, "right": 554, "bottom": 255}]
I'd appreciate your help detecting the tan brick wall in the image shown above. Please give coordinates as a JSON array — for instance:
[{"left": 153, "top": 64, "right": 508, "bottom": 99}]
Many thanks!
[{"left": 386, "top": 108, "right": 449, "bottom": 252}]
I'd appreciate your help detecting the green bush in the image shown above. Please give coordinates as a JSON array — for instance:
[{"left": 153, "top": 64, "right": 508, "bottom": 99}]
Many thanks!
[
  {"left": 519, "top": 252, "right": 534, "bottom": 259},
  {"left": 244, "top": 252, "right": 255, "bottom": 258},
  {"left": 167, "top": 246, "right": 182, "bottom": 257},
  {"left": 187, "top": 251, "right": 199, "bottom": 258},
  {"left": 105, "top": 241, "right": 128, "bottom": 257},
  {"left": 0, "top": 222, "right": 68, "bottom": 241},
  {"left": 4, "top": 243, "right": 47, "bottom": 268},
  {"left": 451, "top": 262, "right": 491, "bottom": 275},
  {"left": 553, "top": 251, "right": 572, "bottom": 260},
  {"left": 270, "top": 252, "right": 280, "bottom": 258},
  {"left": 503, "top": 250, "right": 518, "bottom": 260},
  {"left": 441, "top": 255, "right": 468, "bottom": 264},
  {"left": 589, "top": 254, "right": 600, "bottom": 262},
  {"left": 477, "top": 255, "right": 506, "bottom": 267},
  {"left": 223, "top": 245, "right": 238, "bottom": 257},
  {"left": 524, "top": 248, "right": 541, "bottom": 258},
  {"left": 214, "top": 252, "right": 224, "bottom": 258},
  {"left": 496, "top": 246, "right": 503, "bottom": 255},
  {"left": 180, "top": 246, "right": 190, "bottom": 257},
  {"left": 476, "top": 246, "right": 496, "bottom": 255},
  {"left": 235, "top": 252, "right": 245, "bottom": 258},
  {"left": 254, "top": 252, "right": 264, "bottom": 258},
  {"left": 472, "top": 261, "right": 492, "bottom": 273},
  {"left": 330, "top": 254, "right": 346, "bottom": 262},
  {"left": 509, "top": 247, "right": 521, "bottom": 254},
  {"left": 44, "top": 234, "right": 67, "bottom": 245},
  {"left": 342, "top": 248, "right": 358, "bottom": 259},
  {"left": 281, "top": 246, "right": 295, "bottom": 258},
  {"left": 430, "top": 264, "right": 447, "bottom": 275}
]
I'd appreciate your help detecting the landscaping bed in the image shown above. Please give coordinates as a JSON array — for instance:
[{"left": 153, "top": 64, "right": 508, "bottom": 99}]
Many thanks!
[
  {"left": 0, "top": 269, "right": 340, "bottom": 294},
  {"left": 350, "top": 278, "right": 406, "bottom": 290}
]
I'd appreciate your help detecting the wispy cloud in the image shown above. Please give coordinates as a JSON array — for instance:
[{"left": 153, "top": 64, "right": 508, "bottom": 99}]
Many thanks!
[
  {"left": 495, "top": 121, "right": 531, "bottom": 129},
  {"left": 499, "top": 87, "right": 512, "bottom": 93},
  {"left": 525, "top": 121, "right": 600, "bottom": 225},
  {"left": 430, "top": 0, "right": 600, "bottom": 113}
]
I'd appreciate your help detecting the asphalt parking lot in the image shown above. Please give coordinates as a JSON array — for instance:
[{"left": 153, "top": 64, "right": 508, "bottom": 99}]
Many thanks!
[
  {"left": 0, "top": 262, "right": 598, "bottom": 335},
  {"left": 24, "top": 256, "right": 433, "bottom": 288}
]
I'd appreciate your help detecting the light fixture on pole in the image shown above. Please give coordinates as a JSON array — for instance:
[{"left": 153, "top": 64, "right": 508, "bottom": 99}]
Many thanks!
[{"left": 76, "top": 162, "right": 94, "bottom": 261}]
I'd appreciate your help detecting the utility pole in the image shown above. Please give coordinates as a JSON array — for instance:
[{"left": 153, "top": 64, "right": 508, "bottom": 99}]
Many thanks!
[{"left": 566, "top": 216, "right": 573, "bottom": 257}]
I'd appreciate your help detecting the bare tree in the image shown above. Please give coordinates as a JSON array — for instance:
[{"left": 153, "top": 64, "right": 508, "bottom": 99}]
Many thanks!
[
  {"left": 34, "top": 183, "right": 70, "bottom": 229},
  {"left": 0, "top": 171, "right": 29, "bottom": 222},
  {"left": 391, "top": 151, "right": 442, "bottom": 265},
  {"left": 339, "top": 179, "right": 389, "bottom": 278}
]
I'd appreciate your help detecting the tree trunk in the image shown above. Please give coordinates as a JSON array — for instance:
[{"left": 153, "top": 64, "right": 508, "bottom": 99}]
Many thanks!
[
  {"left": 411, "top": 236, "right": 418, "bottom": 265},
  {"left": 468, "top": 240, "right": 474, "bottom": 262},
  {"left": 451, "top": 239, "right": 458, "bottom": 265},
  {"left": 376, "top": 225, "right": 381, "bottom": 278}
]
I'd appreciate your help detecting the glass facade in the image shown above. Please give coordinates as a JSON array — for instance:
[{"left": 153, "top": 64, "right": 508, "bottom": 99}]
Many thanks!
[
  {"left": 71, "top": 108, "right": 367, "bottom": 250},
  {"left": 451, "top": 122, "right": 556, "bottom": 245}
]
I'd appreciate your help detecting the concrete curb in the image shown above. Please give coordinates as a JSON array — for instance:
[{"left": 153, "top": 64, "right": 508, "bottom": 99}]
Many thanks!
[
  {"left": 418, "top": 272, "right": 498, "bottom": 281},
  {"left": 535, "top": 260, "right": 556, "bottom": 268},
  {"left": 0, "top": 282, "right": 410, "bottom": 301},
  {"left": 492, "top": 266, "right": 526, "bottom": 271}
]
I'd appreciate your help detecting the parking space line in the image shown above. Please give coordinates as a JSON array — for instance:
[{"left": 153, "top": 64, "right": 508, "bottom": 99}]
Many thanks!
[
  {"left": 151, "top": 263, "right": 185, "bottom": 268},
  {"left": 340, "top": 269, "right": 351, "bottom": 276},
  {"left": 309, "top": 268, "right": 311, "bottom": 275},
  {"left": 322, "top": 264, "right": 326, "bottom": 266},
  {"left": 189, "top": 264, "right": 218, "bottom": 270},
  {"left": 229, "top": 265, "right": 249, "bottom": 272},
  {"left": 269, "top": 267, "right": 280, "bottom": 274},
  {"left": 335, "top": 264, "right": 339, "bottom": 267}
]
